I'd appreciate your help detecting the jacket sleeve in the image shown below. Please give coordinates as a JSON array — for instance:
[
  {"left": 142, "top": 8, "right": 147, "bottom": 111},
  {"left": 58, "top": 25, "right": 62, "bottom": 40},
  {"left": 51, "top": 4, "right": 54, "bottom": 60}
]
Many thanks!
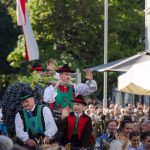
[
  {"left": 74, "top": 80, "right": 97, "bottom": 96},
  {"left": 55, "top": 117, "right": 67, "bottom": 131},
  {"left": 81, "top": 117, "right": 93, "bottom": 147}
]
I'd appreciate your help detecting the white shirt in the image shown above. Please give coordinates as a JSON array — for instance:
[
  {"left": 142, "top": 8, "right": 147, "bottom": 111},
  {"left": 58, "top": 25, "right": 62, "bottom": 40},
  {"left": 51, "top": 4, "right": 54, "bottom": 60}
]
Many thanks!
[
  {"left": 43, "top": 80, "right": 97, "bottom": 103},
  {"left": 15, "top": 106, "right": 58, "bottom": 142},
  {"left": 0, "top": 108, "right": 3, "bottom": 121},
  {"left": 109, "top": 140, "right": 123, "bottom": 150},
  {"left": 54, "top": 72, "right": 60, "bottom": 79}
]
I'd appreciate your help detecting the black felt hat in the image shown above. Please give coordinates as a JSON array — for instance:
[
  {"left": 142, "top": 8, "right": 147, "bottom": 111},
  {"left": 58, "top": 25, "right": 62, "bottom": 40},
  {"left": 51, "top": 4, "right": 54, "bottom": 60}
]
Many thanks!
[
  {"left": 19, "top": 90, "right": 33, "bottom": 101},
  {"left": 73, "top": 95, "right": 87, "bottom": 106},
  {"left": 56, "top": 64, "right": 75, "bottom": 73}
]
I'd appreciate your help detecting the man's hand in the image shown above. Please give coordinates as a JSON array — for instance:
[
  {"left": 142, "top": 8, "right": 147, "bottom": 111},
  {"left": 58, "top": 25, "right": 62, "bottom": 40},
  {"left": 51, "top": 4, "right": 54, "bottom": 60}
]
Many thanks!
[
  {"left": 43, "top": 136, "right": 50, "bottom": 144},
  {"left": 61, "top": 108, "right": 69, "bottom": 120},
  {"left": 85, "top": 69, "right": 93, "bottom": 80},
  {"left": 103, "top": 140, "right": 110, "bottom": 150},
  {"left": 26, "top": 139, "right": 36, "bottom": 147},
  {"left": 54, "top": 80, "right": 63, "bottom": 89}
]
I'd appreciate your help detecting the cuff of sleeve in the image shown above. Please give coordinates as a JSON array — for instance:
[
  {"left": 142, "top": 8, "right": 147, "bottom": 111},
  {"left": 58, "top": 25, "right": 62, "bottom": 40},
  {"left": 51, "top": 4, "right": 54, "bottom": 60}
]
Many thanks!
[
  {"left": 45, "top": 134, "right": 53, "bottom": 140},
  {"left": 86, "top": 80, "right": 96, "bottom": 87},
  {"left": 24, "top": 137, "right": 29, "bottom": 143}
]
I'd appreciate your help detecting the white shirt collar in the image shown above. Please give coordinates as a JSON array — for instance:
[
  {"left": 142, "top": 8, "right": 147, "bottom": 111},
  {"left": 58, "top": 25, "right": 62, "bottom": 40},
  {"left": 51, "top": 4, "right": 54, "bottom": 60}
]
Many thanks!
[
  {"left": 74, "top": 112, "right": 82, "bottom": 117},
  {"left": 27, "top": 105, "right": 35, "bottom": 112}
]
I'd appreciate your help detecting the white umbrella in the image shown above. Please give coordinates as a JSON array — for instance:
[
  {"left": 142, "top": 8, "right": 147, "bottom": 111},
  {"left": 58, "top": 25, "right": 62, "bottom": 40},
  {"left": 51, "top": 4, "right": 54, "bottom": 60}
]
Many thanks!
[{"left": 118, "top": 60, "right": 150, "bottom": 95}]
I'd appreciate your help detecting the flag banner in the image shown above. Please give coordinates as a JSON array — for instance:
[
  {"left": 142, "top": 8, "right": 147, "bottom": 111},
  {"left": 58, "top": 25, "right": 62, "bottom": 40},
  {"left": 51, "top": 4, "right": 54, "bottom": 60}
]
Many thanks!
[
  {"left": 23, "top": 10, "right": 39, "bottom": 61},
  {"left": 16, "top": 0, "right": 26, "bottom": 25},
  {"left": 16, "top": 0, "right": 39, "bottom": 61}
]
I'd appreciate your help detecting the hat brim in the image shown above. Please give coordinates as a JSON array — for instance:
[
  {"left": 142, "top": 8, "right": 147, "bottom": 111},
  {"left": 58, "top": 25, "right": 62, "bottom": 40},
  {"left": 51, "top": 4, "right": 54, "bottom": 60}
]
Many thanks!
[
  {"left": 20, "top": 94, "right": 33, "bottom": 101},
  {"left": 72, "top": 100, "right": 87, "bottom": 106},
  {"left": 56, "top": 69, "right": 75, "bottom": 73},
  {"left": 32, "top": 66, "right": 43, "bottom": 71}
]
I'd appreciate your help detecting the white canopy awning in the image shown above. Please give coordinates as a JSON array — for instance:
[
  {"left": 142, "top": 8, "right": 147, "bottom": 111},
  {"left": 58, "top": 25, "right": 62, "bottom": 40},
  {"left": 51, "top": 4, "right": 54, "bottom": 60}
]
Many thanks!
[
  {"left": 90, "top": 50, "right": 150, "bottom": 72},
  {"left": 118, "top": 60, "right": 150, "bottom": 95}
]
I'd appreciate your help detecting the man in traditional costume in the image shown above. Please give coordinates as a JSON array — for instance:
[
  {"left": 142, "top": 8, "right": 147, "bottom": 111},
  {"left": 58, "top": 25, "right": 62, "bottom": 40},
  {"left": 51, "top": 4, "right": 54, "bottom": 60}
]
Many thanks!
[
  {"left": 15, "top": 89, "right": 58, "bottom": 150},
  {"left": 43, "top": 64, "right": 97, "bottom": 112}
]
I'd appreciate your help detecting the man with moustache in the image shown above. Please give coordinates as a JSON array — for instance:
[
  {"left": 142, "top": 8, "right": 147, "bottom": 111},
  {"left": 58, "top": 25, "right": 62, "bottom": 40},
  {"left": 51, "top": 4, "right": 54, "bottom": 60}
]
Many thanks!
[
  {"left": 44, "top": 64, "right": 97, "bottom": 112},
  {"left": 15, "top": 89, "right": 58, "bottom": 150}
]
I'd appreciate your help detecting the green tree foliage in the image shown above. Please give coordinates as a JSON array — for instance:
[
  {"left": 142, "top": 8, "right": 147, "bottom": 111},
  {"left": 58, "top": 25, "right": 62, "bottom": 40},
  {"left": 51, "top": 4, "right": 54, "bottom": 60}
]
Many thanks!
[
  {"left": 27, "top": 0, "right": 103, "bottom": 68},
  {"left": 108, "top": 0, "right": 144, "bottom": 60},
  {"left": 7, "top": 35, "right": 25, "bottom": 68},
  {"left": 0, "top": 1, "right": 19, "bottom": 74},
  {"left": 26, "top": 0, "right": 144, "bottom": 66},
  {"left": 2, "top": 0, "right": 145, "bottom": 99}
]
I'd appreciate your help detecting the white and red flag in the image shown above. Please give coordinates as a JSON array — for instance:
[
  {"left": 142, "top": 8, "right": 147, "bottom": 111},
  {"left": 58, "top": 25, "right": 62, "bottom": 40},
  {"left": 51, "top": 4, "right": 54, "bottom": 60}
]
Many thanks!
[{"left": 16, "top": 0, "right": 39, "bottom": 61}]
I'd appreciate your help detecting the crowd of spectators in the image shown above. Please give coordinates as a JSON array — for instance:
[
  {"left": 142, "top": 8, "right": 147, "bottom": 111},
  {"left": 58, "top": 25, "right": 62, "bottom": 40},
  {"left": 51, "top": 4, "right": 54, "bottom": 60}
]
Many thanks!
[
  {"left": 0, "top": 97, "right": 149, "bottom": 150},
  {"left": 83, "top": 100, "right": 150, "bottom": 150}
]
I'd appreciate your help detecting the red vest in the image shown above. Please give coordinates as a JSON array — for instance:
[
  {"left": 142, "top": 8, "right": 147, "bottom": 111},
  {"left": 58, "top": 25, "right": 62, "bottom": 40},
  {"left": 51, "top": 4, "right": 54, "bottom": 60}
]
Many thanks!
[
  {"left": 67, "top": 114, "right": 89, "bottom": 141},
  {"left": 50, "top": 85, "right": 75, "bottom": 110}
]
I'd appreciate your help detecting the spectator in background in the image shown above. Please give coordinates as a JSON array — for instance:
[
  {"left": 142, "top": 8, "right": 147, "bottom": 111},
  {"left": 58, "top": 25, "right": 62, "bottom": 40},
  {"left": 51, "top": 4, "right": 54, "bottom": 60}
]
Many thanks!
[
  {"left": 143, "top": 105, "right": 150, "bottom": 120},
  {"left": 127, "top": 131, "right": 141, "bottom": 150},
  {"left": 114, "top": 104, "right": 121, "bottom": 114},
  {"left": 109, "top": 120, "right": 133, "bottom": 150},
  {"left": 109, "top": 109, "right": 115, "bottom": 119},
  {"left": 114, "top": 104, "right": 121, "bottom": 121},
  {"left": 120, "top": 108, "right": 133, "bottom": 122},
  {"left": 0, "top": 135, "right": 13, "bottom": 150},
  {"left": 85, "top": 109, "right": 91, "bottom": 117},
  {"left": 140, "top": 120, "right": 150, "bottom": 132},
  {"left": 46, "top": 58, "right": 60, "bottom": 79},
  {"left": 109, "top": 104, "right": 115, "bottom": 110},
  {"left": 141, "top": 131, "right": 150, "bottom": 150},
  {"left": 133, "top": 107, "right": 144, "bottom": 123},
  {"left": 95, "top": 120, "right": 118, "bottom": 150},
  {"left": 0, "top": 108, "right": 8, "bottom": 137},
  {"left": 136, "top": 102, "right": 143, "bottom": 109}
]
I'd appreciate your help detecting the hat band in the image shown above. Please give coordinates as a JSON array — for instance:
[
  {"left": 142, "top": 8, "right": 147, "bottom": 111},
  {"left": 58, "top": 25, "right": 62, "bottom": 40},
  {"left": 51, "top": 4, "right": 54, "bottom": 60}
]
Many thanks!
[
  {"left": 73, "top": 99, "right": 86, "bottom": 104},
  {"left": 20, "top": 94, "right": 33, "bottom": 101},
  {"left": 74, "top": 98, "right": 83, "bottom": 102}
]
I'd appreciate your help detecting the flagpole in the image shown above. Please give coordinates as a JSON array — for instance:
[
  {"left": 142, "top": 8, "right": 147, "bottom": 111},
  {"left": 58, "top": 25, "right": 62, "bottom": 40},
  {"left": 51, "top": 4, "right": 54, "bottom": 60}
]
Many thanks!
[{"left": 103, "top": 0, "right": 108, "bottom": 109}]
